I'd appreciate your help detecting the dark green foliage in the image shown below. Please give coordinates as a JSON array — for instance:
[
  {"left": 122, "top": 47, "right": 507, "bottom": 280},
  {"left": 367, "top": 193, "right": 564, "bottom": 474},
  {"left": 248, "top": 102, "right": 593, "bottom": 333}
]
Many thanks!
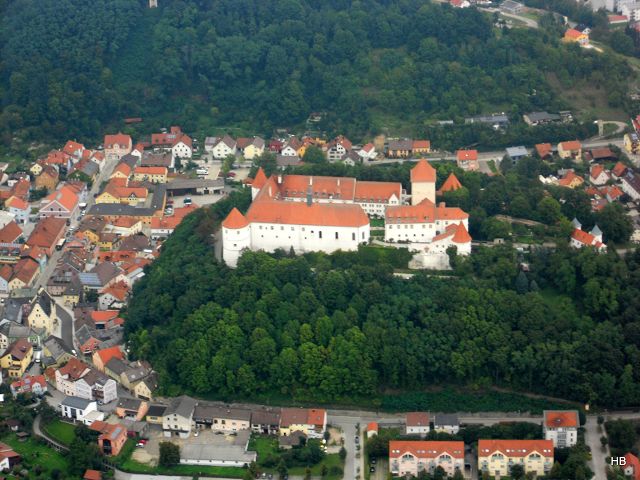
[
  {"left": 126, "top": 185, "right": 640, "bottom": 406},
  {"left": 159, "top": 442, "right": 180, "bottom": 467},
  {"left": 0, "top": 0, "right": 632, "bottom": 149},
  {"left": 605, "top": 419, "right": 639, "bottom": 456}
]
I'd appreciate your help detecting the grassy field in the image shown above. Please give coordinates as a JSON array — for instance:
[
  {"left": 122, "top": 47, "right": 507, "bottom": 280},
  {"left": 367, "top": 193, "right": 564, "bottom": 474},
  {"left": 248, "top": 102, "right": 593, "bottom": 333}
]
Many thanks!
[
  {"left": 3, "top": 434, "right": 70, "bottom": 478},
  {"left": 44, "top": 419, "right": 76, "bottom": 446},
  {"left": 370, "top": 218, "right": 385, "bottom": 227},
  {"left": 118, "top": 456, "right": 246, "bottom": 478}
]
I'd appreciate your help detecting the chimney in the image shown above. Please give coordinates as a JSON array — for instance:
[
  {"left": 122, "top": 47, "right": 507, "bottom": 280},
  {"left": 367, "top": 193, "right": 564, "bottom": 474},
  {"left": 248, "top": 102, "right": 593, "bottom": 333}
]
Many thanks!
[
  {"left": 337, "top": 179, "right": 341, "bottom": 187},
  {"left": 306, "top": 187, "right": 313, "bottom": 206},
  {"left": 439, "top": 202, "right": 446, "bottom": 208},
  {"left": 277, "top": 174, "right": 282, "bottom": 184},
  {"left": 309, "top": 176, "right": 313, "bottom": 186}
]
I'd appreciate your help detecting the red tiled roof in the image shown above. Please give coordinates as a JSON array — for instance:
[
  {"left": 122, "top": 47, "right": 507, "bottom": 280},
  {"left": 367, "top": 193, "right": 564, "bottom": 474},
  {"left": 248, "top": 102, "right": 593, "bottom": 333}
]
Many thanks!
[
  {"left": 558, "top": 171, "right": 584, "bottom": 187},
  {"left": 104, "top": 133, "right": 132, "bottom": 149},
  {"left": 0, "top": 221, "right": 22, "bottom": 244},
  {"left": 84, "top": 469, "right": 102, "bottom": 480},
  {"left": 43, "top": 185, "right": 79, "bottom": 212},
  {"left": 11, "top": 258, "right": 39, "bottom": 285},
  {"left": 624, "top": 453, "right": 640, "bottom": 480},
  {"left": 564, "top": 29, "right": 583, "bottom": 39},
  {"left": 452, "top": 222, "right": 472, "bottom": 243},
  {"left": 367, "top": 422, "right": 378, "bottom": 432},
  {"left": 608, "top": 14, "right": 628, "bottom": 22},
  {"left": 389, "top": 440, "right": 464, "bottom": 459},
  {"left": 571, "top": 228, "right": 601, "bottom": 247},
  {"left": 544, "top": 410, "right": 579, "bottom": 428},
  {"left": 612, "top": 162, "right": 628, "bottom": 177},
  {"left": 386, "top": 198, "right": 468, "bottom": 224},
  {"left": 590, "top": 164, "right": 608, "bottom": 181},
  {"left": 478, "top": 439, "right": 554, "bottom": 458},
  {"left": 411, "top": 160, "right": 436, "bottom": 183},
  {"left": 252, "top": 168, "right": 268, "bottom": 189},
  {"left": 100, "top": 282, "right": 129, "bottom": 301},
  {"left": 280, "top": 408, "right": 326, "bottom": 428},
  {"left": 5, "top": 196, "right": 28, "bottom": 210},
  {"left": 222, "top": 208, "right": 249, "bottom": 229},
  {"left": 456, "top": 149, "right": 478, "bottom": 161},
  {"left": 26, "top": 217, "right": 66, "bottom": 250},
  {"left": 134, "top": 166, "right": 167, "bottom": 175},
  {"left": 63, "top": 140, "right": 84, "bottom": 156},
  {"left": 112, "top": 163, "right": 132, "bottom": 177},
  {"left": 95, "top": 346, "right": 124, "bottom": 365},
  {"left": 247, "top": 201, "right": 368, "bottom": 227},
  {"left": 438, "top": 173, "right": 462, "bottom": 194},
  {"left": 560, "top": 140, "right": 581, "bottom": 151},
  {"left": 59, "top": 358, "right": 90, "bottom": 380},
  {"left": 91, "top": 310, "right": 120, "bottom": 323},
  {"left": 412, "top": 140, "right": 431, "bottom": 149},
  {"left": 354, "top": 181, "right": 402, "bottom": 202},
  {"left": 406, "top": 412, "right": 429, "bottom": 427},
  {"left": 4, "top": 339, "right": 32, "bottom": 361},
  {"left": 535, "top": 143, "right": 552, "bottom": 158}
]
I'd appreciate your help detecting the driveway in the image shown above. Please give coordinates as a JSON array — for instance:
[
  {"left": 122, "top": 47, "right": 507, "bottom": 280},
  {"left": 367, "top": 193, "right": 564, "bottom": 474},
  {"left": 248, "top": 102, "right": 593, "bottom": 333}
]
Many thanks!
[{"left": 584, "top": 416, "right": 608, "bottom": 480}]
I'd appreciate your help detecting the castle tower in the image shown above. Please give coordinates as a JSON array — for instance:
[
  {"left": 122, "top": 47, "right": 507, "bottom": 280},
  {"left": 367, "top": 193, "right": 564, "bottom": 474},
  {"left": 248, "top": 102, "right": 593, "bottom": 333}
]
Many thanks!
[
  {"left": 410, "top": 159, "right": 436, "bottom": 205},
  {"left": 251, "top": 167, "right": 267, "bottom": 200},
  {"left": 222, "top": 208, "right": 251, "bottom": 267}
]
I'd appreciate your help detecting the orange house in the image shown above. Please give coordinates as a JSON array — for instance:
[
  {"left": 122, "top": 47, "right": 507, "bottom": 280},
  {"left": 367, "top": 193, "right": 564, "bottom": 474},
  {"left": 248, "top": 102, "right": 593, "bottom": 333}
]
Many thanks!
[{"left": 89, "top": 420, "right": 127, "bottom": 456}]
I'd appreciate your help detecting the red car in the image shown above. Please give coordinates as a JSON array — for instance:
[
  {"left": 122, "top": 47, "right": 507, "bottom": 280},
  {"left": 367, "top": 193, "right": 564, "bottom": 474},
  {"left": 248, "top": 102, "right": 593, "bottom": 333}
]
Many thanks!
[{"left": 226, "top": 172, "right": 236, "bottom": 177}]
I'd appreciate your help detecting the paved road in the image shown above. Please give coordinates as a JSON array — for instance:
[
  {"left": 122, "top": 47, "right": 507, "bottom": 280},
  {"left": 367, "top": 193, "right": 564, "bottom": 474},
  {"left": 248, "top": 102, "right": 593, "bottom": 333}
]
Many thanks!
[{"left": 584, "top": 415, "right": 608, "bottom": 480}]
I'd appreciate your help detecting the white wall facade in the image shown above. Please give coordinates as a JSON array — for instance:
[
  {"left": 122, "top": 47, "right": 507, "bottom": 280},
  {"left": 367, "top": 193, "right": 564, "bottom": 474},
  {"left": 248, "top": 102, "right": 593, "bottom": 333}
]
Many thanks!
[
  {"left": 212, "top": 143, "right": 235, "bottom": 159},
  {"left": 172, "top": 142, "right": 192, "bottom": 160},
  {"left": 544, "top": 427, "right": 578, "bottom": 448},
  {"left": 412, "top": 181, "right": 435, "bottom": 205},
  {"left": 385, "top": 218, "right": 469, "bottom": 243}
]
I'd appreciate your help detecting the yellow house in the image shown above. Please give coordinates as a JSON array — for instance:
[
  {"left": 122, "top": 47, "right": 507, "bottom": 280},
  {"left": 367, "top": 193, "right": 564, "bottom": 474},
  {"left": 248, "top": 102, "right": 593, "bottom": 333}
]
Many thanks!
[
  {"left": 98, "top": 232, "right": 117, "bottom": 250},
  {"left": 96, "top": 190, "right": 121, "bottom": 204},
  {"left": 145, "top": 404, "right": 165, "bottom": 424},
  {"left": 624, "top": 133, "right": 640, "bottom": 154},
  {"left": 133, "top": 375, "right": 157, "bottom": 401},
  {"left": 0, "top": 339, "right": 33, "bottom": 378},
  {"left": 478, "top": 440, "right": 554, "bottom": 477},
  {"left": 27, "top": 290, "right": 56, "bottom": 336},
  {"left": 132, "top": 166, "right": 168, "bottom": 184},
  {"left": 557, "top": 140, "right": 582, "bottom": 160},
  {"left": 30, "top": 163, "right": 43, "bottom": 176}
]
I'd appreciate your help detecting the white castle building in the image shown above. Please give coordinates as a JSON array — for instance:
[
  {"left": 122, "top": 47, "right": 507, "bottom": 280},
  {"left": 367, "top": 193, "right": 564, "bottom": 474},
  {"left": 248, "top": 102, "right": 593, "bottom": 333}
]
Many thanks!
[{"left": 222, "top": 162, "right": 472, "bottom": 268}]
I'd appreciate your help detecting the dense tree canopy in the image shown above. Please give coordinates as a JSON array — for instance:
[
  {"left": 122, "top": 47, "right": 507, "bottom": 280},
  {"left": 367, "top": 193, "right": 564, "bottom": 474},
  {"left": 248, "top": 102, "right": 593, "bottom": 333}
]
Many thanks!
[
  {"left": 0, "top": 0, "right": 633, "bottom": 148},
  {"left": 125, "top": 188, "right": 640, "bottom": 408}
]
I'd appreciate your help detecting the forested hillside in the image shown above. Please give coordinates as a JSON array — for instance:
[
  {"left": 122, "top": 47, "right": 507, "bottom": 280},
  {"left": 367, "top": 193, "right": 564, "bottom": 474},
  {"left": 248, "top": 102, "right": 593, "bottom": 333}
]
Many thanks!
[
  {"left": 125, "top": 191, "right": 640, "bottom": 409},
  {"left": 0, "top": 0, "right": 633, "bottom": 148}
]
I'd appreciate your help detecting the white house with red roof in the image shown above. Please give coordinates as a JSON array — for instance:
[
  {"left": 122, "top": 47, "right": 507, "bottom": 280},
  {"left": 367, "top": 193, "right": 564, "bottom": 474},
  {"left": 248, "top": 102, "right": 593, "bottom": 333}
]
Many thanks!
[
  {"left": 543, "top": 410, "right": 579, "bottom": 447},
  {"left": 10, "top": 374, "right": 47, "bottom": 397},
  {"left": 589, "top": 164, "right": 610, "bottom": 185},
  {"left": 326, "top": 136, "right": 352, "bottom": 162},
  {"left": 456, "top": 149, "right": 479, "bottom": 171},
  {"left": 570, "top": 219, "right": 606, "bottom": 251},
  {"left": 478, "top": 439, "right": 554, "bottom": 476},
  {"left": 389, "top": 440, "right": 464, "bottom": 477},
  {"left": 5, "top": 196, "right": 30, "bottom": 224},
  {"left": 357, "top": 143, "right": 377, "bottom": 161},
  {"left": 624, "top": 452, "right": 640, "bottom": 480},
  {"left": 405, "top": 412, "right": 430, "bottom": 436}
]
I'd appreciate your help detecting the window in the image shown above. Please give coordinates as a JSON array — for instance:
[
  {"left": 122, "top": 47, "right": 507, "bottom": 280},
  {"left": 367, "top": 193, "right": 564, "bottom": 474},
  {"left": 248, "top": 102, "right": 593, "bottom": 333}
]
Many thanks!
[
  {"left": 319, "top": 231, "right": 322, "bottom": 239},
  {"left": 335, "top": 232, "right": 339, "bottom": 239},
  {"left": 352, "top": 233, "right": 355, "bottom": 240}
]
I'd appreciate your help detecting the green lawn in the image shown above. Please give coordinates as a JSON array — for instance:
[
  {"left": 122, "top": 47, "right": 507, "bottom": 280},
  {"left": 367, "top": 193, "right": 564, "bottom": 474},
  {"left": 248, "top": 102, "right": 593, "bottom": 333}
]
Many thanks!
[
  {"left": 43, "top": 419, "right": 76, "bottom": 446},
  {"left": 119, "top": 457, "right": 246, "bottom": 478},
  {"left": 3, "top": 434, "right": 70, "bottom": 478},
  {"left": 370, "top": 218, "right": 385, "bottom": 227},
  {"left": 289, "top": 453, "right": 343, "bottom": 479},
  {"left": 249, "top": 436, "right": 279, "bottom": 464}
]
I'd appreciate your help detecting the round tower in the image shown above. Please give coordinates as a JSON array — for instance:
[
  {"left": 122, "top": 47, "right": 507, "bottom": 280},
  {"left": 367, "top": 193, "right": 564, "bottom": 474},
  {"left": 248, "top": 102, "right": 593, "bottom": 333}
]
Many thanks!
[{"left": 221, "top": 208, "right": 251, "bottom": 267}]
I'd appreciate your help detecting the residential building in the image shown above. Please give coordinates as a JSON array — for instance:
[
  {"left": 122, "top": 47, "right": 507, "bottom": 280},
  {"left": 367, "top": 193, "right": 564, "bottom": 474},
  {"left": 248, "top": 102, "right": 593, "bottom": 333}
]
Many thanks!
[
  {"left": 327, "top": 136, "right": 352, "bottom": 162},
  {"left": 237, "top": 137, "right": 265, "bottom": 159},
  {"left": 146, "top": 404, "right": 166, "bottom": 424},
  {"left": 433, "top": 414, "right": 460, "bottom": 435},
  {"left": 589, "top": 165, "right": 610, "bottom": 186},
  {"left": 116, "top": 398, "right": 149, "bottom": 422},
  {"left": 193, "top": 405, "right": 252, "bottom": 432},
  {"left": 104, "top": 133, "right": 133, "bottom": 162},
  {"left": 558, "top": 170, "right": 584, "bottom": 189},
  {"left": 0, "top": 442, "right": 21, "bottom": 471},
  {"left": 27, "top": 289, "right": 56, "bottom": 335},
  {"left": 406, "top": 412, "right": 430, "bottom": 436},
  {"left": 410, "top": 159, "right": 436, "bottom": 205},
  {"left": 623, "top": 452, "right": 640, "bottom": 480},
  {"left": 535, "top": 143, "right": 553, "bottom": 159},
  {"left": 621, "top": 172, "right": 640, "bottom": 200},
  {"left": 367, "top": 422, "right": 379, "bottom": 437},
  {"left": 279, "top": 408, "right": 327, "bottom": 438},
  {"left": 5, "top": 196, "right": 30, "bottom": 224},
  {"left": 162, "top": 395, "right": 197, "bottom": 438},
  {"left": 90, "top": 420, "right": 128, "bottom": 456},
  {"left": 26, "top": 217, "right": 66, "bottom": 256},
  {"left": 10, "top": 374, "right": 47, "bottom": 397},
  {"left": 500, "top": 0, "right": 524, "bottom": 13},
  {"left": 132, "top": 166, "right": 168, "bottom": 183},
  {"left": 357, "top": 143, "right": 377, "bottom": 162},
  {"left": 54, "top": 358, "right": 91, "bottom": 397},
  {"left": 0, "top": 221, "right": 23, "bottom": 244},
  {"left": 211, "top": 135, "right": 236, "bottom": 159},
  {"left": 60, "top": 396, "right": 103, "bottom": 425},
  {"left": 624, "top": 133, "right": 640, "bottom": 154},
  {"left": 456, "top": 149, "right": 479, "bottom": 171},
  {"left": 478, "top": 439, "right": 554, "bottom": 477},
  {"left": 0, "top": 339, "right": 33, "bottom": 378},
  {"left": 42, "top": 335, "right": 74, "bottom": 367},
  {"left": 251, "top": 408, "right": 281, "bottom": 435},
  {"left": 621, "top": 2, "right": 640, "bottom": 21},
  {"left": 35, "top": 166, "right": 60, "bottom": 192},
  {"left": 612, "top": 162, "right": 628, "bottom": 179},
  {"left": 412, "top": 140, "right": 431, "bottom": 155},
  {"left": 132, "top": 373, "right": 158, "bottom": 401},
  {"left": 563, "top": 28, "right": 589, "bottom": 45},
  {"left": 387, "top": 139, "right": 413, "bottom": 159},
  {"left": 465, "top": 113, "right": 510, "bottom": 129},
  {"left": 389, "top": 441, "right": 464, "bottom": 478},
  {"left": 92, "top": 346, "right": 124, "bottom": 372},
  {"left": 506, "top": 146, "right": 528, "bottom": 164},
  {"left": 557, "top": 140, "right": 582, "bottom": 160},
  {"left": 543, "top": 410, "right": 579, "bottom": 448}
]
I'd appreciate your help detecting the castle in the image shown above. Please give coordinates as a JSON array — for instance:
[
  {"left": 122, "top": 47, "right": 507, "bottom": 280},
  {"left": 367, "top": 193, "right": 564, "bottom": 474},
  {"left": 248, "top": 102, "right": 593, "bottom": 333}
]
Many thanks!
[{"left": 222, "top": 161, "right": 471, "bottom": 268}]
